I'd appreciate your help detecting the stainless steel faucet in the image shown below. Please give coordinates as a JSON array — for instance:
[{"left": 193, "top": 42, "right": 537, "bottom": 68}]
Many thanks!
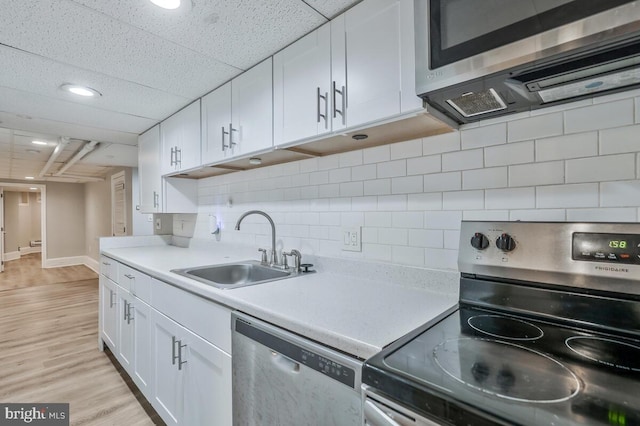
[{"left": 235, "top": 210, "right": 278, "bottom": 266}]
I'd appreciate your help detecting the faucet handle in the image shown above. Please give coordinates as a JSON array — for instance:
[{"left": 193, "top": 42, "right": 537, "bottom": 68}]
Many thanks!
[
  {"left": 258, "top": 248, "right": 268, "bottom": 264},
  {"left": 282, "top": 249, "right": 302, "bottom": 272}
]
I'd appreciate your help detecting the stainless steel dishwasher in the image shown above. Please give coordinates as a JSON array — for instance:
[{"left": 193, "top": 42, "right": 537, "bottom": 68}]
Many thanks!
[{"left": 232, "top": 312, "right": 363, "bottom": 426}]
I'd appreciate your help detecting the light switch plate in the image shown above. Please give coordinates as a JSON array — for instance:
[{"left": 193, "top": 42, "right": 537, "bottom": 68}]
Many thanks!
[{"left": 341, "top": 226, "right": 361, "bottom": 252}]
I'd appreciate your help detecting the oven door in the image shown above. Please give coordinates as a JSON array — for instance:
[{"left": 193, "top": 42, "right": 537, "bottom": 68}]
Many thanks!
[{"left": 363, "top": 387, "right": 443, "bottom": 426}]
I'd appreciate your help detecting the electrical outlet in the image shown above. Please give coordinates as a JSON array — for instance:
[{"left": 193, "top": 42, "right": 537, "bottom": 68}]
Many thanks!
[
  {"left": 341, "top": 226, "right": 361, "bottom": 252},
  {"left": 155, "top": 217, "right": 162, "bottom": 230},
  {"left": 147, "top": 214, "right": 153, "bottom": 222}
]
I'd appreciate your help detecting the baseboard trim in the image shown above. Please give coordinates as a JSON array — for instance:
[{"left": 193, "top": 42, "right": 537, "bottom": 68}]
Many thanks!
[
  {"left": 19, "top": 246, "right": 42, "bottom": 255},
  {"left": 84, "top": 256, "right": 100, "bottom": 274},
  {"left": 4, "top": 251, "right": 20, "bottom": 261},
  {"left": 44, "top": 256, "right": 87, "bottom": 269}
]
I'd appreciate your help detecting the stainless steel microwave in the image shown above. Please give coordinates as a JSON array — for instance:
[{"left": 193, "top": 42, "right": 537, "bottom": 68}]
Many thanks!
[{"left": 415, "top": 0, "right": 640, "bottom": 123}]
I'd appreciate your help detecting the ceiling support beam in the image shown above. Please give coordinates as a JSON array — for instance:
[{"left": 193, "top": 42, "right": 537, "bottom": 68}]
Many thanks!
[
  {"left": 54, "top": 140, "right": 99, "bottom": 176},
  {"left": 38, "top": 136, "right": 69, "bottom": 178}
]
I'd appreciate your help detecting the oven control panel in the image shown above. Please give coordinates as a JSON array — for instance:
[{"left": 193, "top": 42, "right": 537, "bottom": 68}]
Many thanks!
[{"left": 573, "top": 232, "right": 640, "bottom": 264}]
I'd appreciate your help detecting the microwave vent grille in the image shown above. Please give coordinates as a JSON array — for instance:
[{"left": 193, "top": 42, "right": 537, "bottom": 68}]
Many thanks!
[{"left": 446, "top": 88, "right": 507, "bottom": 118}]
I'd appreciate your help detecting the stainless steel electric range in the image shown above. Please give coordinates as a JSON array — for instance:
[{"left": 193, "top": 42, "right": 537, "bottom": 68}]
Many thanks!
[{"left": 363, "top": 221, "right": 640, "bottom": 426}]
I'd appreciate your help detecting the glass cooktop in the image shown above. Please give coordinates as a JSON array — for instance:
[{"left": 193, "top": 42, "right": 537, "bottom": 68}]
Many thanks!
[{"left": 363, "top": 306, "right": 640, "bottom": 426}]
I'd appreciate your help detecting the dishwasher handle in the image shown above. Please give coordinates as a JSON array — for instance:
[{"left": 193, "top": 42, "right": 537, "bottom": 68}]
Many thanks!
[{"left": 271, "top": 351, "right": 300, "bottom": 373}]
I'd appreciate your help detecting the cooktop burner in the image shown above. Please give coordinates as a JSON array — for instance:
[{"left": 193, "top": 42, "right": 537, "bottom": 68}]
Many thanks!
[
  {"left": 433, "top": 338, "right": 580, "bottom": 403},
  {"left": 566, "top": 336, "right": 640, "bottom": 371},
  {"left": 467, "top": 315, "right": 544, "bottom": 340}
]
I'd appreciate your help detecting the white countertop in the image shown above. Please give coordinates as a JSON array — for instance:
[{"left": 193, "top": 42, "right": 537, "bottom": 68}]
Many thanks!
[{"left": 101, "top": 237, "right": 458, "bottom": 359}]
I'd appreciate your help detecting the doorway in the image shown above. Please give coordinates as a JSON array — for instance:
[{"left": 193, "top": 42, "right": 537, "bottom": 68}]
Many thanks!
[{"left": 0, "top": 183, "right": 46, "bottom": 271}]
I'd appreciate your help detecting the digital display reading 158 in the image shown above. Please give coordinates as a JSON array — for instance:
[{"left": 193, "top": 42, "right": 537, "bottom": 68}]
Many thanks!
[{"left": 572, "top": 233, "right": 639, "bottom": 265}]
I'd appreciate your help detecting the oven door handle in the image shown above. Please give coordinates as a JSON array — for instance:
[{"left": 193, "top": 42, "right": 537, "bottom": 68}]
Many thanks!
[{"left": 364, "top": 400, "right": 402, "bottom": 426}]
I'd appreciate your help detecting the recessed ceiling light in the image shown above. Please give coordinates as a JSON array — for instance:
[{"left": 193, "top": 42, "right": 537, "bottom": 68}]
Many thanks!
[
  {"left": 150, "top": 0, "right": 181, "bottom": 9},
  {"left": 249, "top": 157, "right": 262, "bottom": 165},
  {"left": 32, "top": 140, "right": 48, "bottom": 145},
  {"left": 60, "top": 83, "right": 101, "bottom": 97},
  {"left": 29, "top": 187, "right": 37, "bottom": 190},
  {"left": 26, "top": 149, "right": 41, "bottom": 154},
  {"left": 25, "top": 176, "right": 35, "bottom": 180}
]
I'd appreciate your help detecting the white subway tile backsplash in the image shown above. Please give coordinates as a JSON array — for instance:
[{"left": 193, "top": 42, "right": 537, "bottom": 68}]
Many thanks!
[
  {"left": 600, "top": 180, "right": 640, "bottom": 207},
  {"left": 424, "top": 172, "right": 462, "bottom": 192},
  {"left": 443, "top": 190, "right": 484, "bottom": 210},
  {"left": 486, "top": 187, "right": 535, "bottom": 210},
  {"left": 425, "top": 211, "right": 463, "bottom": 230},
  {"left": 364, "top": 179, "right": 391, "bottom": 196},
  {"left": 566, "top": 208, "right": 637, "bottom": 222},
  {"left": 363, "top": 145, "right": 390, "bottom": 164},
  {"left": 329, "top": 167, "right": 351, "bottom": 183},
  {"left": 422, "top": 131, "right": 461, "bottom": 155},
  {"left": 599, "top": 125, "right": 640, "bottom": 155},
  {"left": 378, "top": 195, "right": 408, "bottom": 211},
  {"left": 537, "top": 183, "right": 599, "bottom": 208},
  {"left": 462, "top": 167, "right": 507, "bottom": 190},
  {"left": 408, "top": 229, "right": 443, "bottom": 248},
  {"left": 536, "top": 132, "right": 598, "bottom": 161},
  {"left": 509, "top": 209, "right": 566, "bottom": 221},
  {"left": 365, "top": 212, "right": 392, "bottom": 228},
  {"left": 407, "top": 155, "right": 441, "bottom": 176},
  {"left": 392, "top": 246, "right": 425, "bottom": 267},
  {"left": 392, "top": 176, "right": 423, "bottom": 194},
  {"left": 485, "top": 141, "right": 534, "bottom": 167},
  {"left": 377, "top": 159, "right": 407, "bottom": 178},
  {"left": 392, "top": 212, "right": 424, "bottom": 229},
  {"left": 339, "top": 182, "right": 364, "bottom": 197},
  {"left": 196, "top": 91, "right": 640, "bottom": 273},
  {"left": 566, "top": 154, "right": 635, "bottom": 183},
  {"left": 442, "top": 149, "right": 483, "bottom": 172},
  {"left": 339, "top": 150, "right": 363, "bottom": 167},
  {"left": 390, "top": 139, "right": 423, "bottom": 160},
  {"left": 564, "top": 99, "right": 634, "bottom": 133},
  {"left": 424, "top": 248, "right": 458, "bottom": 270},
  {"left": 461, "top": 123, "right": 506, "bottom": 149},
  {"left": 509, "top": 161, "right": 564, "bottom": 187},
  {"left": 352, "top": 164, "right": 377, "bottom": 181},
  {"left": 378, "top": 228, "right": 408, "bottom": 245},
  {"left": 408, "top": 193, "right": 442, "bottom": 211},
  {"left": 507, "top": 112, "right": 563, "bottom": 142}
]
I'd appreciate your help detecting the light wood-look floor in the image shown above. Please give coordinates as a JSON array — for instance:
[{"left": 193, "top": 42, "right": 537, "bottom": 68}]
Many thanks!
[
  {"left": 0, "top": 255, "right": 164, "bottom": 425},
  {"left": 0, "top": 253, "right": 98, "bottom": 291}
]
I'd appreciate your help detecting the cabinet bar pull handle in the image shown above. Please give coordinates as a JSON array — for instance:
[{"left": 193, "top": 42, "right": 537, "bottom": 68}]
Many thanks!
[
  {"left": 109, "top": 290, "right": 113, "bottom": 308},
  {"left": 127, "top": 303, "right": 133, "bottom": 324},
  {"left": 178, "top": 342, "right": 187, "bottom": 370},
  {"left": 175, "top": 147, "right": 182, "bottom": 166},
  {"left": 221, "top": 126, "right": 229, "bottom": 151},
  {"left": 317, "top": 87, "right": 328, "bottom": 128},
  {"left": 123, "top": 300, "right": 128, "bottom": 321},
  {"left": 153, "top": 191, "right": 159, "bottom": 208},
  {"left": 124, "top": 274, "right": 134, "bottom": 279},
  {"left": 102, "top": 261, "right": 110, "bottom": 266},
  {"left": 333, "top": 81, "right": 346, "bottom": 125},
  {"left": 170, "top": 147, "right": 175, "bottom": 166},
  {"left": 172, "top": 336, "right": 179, "bottom": 365},
  {"left": 229, "top": 123, "right": 237, "bottom": 148}
]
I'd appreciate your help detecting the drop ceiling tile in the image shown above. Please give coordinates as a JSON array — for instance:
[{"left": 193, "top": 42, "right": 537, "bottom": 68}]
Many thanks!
[
  {"left": 304, "top": 0, "right": 363, "bottom": 18},
  {"left": 0, "top": 45, "right": 191, "bottom": 121},
  {"left": 81, "top": 143, "right": 137, "bottom": 167},
  {"left": 0, "top": 0, "right": 242, "bottom": 98},
  {"left": 69, "top": 0, "right": 327, "bottom": 69}
]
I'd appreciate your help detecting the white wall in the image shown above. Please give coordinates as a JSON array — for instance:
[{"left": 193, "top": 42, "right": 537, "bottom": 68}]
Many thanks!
[
  {"left": 46, "top": 182, "right": 85, "bottom": 259},
  {"left": 189, "top": 89, "right": 640, "bottom": 271}
]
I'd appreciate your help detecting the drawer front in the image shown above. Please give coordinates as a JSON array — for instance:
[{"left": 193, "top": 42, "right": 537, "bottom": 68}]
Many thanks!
[
  {"left": 118, "top": 263, "right": 152, "bottom": 303},
  {"left": 100, "top": 255, "right": 118, "bottom": 280},
  {"left": 151, "top": 278, "right": 231, "bottom": 354}
]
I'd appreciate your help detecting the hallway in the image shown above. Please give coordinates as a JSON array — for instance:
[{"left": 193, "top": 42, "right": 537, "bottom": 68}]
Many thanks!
[{"left": 0, "top": 253, "right": 97, "bottom": 291}]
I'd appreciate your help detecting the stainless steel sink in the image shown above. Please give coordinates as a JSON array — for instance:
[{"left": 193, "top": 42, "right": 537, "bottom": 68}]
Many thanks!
[{"left": 171, "top": 260, "right": 292, "bottom": 289}]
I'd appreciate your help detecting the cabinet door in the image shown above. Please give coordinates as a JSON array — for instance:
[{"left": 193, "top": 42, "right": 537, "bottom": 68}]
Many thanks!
[
  {"left": 183, "top": 328, "right": 232, "bottom": 426},
  {"left": 151, "top": 310, "right": 185, "bottom": 426},
  {"left": 273, "top": 23, "right": 331, "bottom": 146},
  {"left": 232, "top": 58, "right": 273, "bottom": 156},
  {"left": 132, "top": 298, "right": 153, "bottom": 396},
  {"left": 100, "top": 275, "right": 118, "bottom": 351},
  {"left": 333, "top": 0, "right": 421, "bottom": 129},
  {"left": 117, "top": 287, "right": 134, "bottom": 373},
  {"left": 161, "top": 101, "right": 202, "bottom": 175},
  {"left": 138, "top": 125, "right": 162, "bottom": 213},
  {"left": 201, "top": 82, "right": 233, "bottom": 165}
]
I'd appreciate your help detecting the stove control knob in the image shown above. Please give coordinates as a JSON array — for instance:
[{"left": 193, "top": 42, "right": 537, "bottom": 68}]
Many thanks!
[
  {"left": 470, "top": 233, "right": 489, "bottom": 250},
  {"left": 496, "top": 233, "right": 516, "bottom": 252}
]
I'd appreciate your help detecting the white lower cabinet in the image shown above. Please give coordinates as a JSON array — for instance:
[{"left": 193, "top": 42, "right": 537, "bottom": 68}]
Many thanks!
[
  {"left": 151, "top": 310, "right": 232, "bottom": 426},
  {"left": 99, "top": 256, "right": 232, "bottom": 426}
]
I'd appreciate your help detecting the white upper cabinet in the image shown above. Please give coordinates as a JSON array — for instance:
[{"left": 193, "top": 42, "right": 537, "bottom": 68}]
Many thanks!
[
  {"left": 331, "top": 0, "right": 422, "bottom": 130},
  {"left": 138, "top": 125, "right": 162, "bottom": 214},
  {"left": 161, "top": 100, "right": 202, "bottom": 175},
  {"left": 201, "top": 58, "right": 273, "bottom": 165},
  {"left": 273, "top": 23, "right": 332, "bottom": 146}
]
